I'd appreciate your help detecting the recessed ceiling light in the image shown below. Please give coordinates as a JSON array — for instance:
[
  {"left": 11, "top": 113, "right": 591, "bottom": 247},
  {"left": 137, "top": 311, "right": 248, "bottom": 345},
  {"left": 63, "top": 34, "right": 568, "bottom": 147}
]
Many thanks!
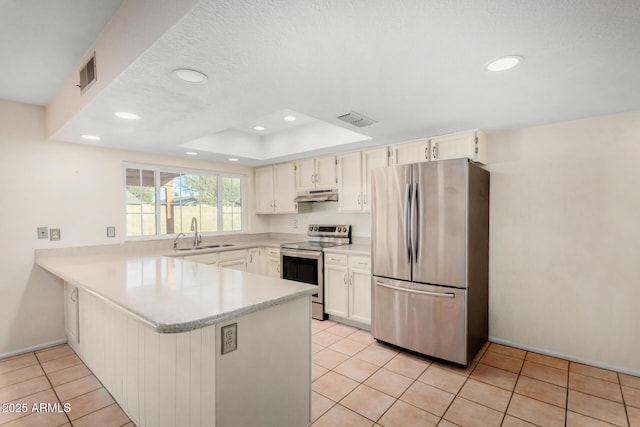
[
  {"left": 253, "top": 125, "right": 265, "bottom": 131},
  {"left": 228, "top": 158, "right": 239, "bottom": 162},
  {"left": 173, "top": 68, "right": 208, "bottom": 83},
  {"left": 486, "top": 55, "right": 523, "bottom": 72},
  {"left": 284, "top": 115, "right": 297, "bottom": 121},
  {"left": 185, "top": 151, "right": 198, "bottom": 156},
  {"left": 81, "top": 135, "right": 101, "bottom": 141},
  {"left": 114, "top": 111, "right": 141, "bottom": 120}
]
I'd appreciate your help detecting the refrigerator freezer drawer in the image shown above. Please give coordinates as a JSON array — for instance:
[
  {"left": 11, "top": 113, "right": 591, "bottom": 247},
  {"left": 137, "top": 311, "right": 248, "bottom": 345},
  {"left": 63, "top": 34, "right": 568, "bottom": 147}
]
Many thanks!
[{"left": 371, "top": 277, "right": 467, "bottom": 365}]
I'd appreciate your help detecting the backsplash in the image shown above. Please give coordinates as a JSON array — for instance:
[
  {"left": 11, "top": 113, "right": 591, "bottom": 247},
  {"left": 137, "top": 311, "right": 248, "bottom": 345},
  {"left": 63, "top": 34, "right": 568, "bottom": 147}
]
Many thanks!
[{"left": 266, "top": 202, "right": 371, "bottom": 237}]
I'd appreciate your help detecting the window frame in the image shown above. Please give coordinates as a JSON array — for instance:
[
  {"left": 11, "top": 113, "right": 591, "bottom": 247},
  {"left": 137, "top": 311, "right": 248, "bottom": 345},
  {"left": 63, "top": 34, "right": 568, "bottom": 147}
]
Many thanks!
[{"left": 123, "top": 162, "right": 246, "bottom": 240}]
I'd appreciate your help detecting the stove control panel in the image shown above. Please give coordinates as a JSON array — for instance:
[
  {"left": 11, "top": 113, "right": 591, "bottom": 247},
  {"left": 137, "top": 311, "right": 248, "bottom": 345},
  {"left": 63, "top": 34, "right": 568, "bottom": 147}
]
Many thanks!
[{"left": 307, "top": 224, "right": 351, "bottom": 238}]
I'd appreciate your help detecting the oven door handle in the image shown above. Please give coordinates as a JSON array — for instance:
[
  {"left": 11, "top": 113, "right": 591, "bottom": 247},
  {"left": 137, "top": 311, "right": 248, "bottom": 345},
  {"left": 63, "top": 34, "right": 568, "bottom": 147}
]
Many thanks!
[{"left": 280, "top": 249, "right": 323, "bottom": 260}]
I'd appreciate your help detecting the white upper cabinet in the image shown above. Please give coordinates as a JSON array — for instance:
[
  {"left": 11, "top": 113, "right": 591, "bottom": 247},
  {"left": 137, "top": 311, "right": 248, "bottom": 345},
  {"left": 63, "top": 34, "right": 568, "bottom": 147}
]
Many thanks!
[
  {"left": 337, "top": 147, "right": 388, "bottom": 213},
  {"left": 274, "top": 163, "right": 297, "bottom": 212},
  {"left": 296, "top": 155, "right": 336, "bottom": 191},
  {"left": 429, "top": 129, "right": 487, "bottom": 164},
  {"left": 337, "top": 152, "right": 362, "bottom": 212},
  {"left": 361, "top": 147, "right": 389, "bottom": 211},
  {"left": 389, "top": 138, "right": 430, "bottom": 165},
  {"left": 255, "top": 165, "right": 275, "bottom": 213},
  {"left": 255, "top": 162, "right": 298, "bottom": 214}
]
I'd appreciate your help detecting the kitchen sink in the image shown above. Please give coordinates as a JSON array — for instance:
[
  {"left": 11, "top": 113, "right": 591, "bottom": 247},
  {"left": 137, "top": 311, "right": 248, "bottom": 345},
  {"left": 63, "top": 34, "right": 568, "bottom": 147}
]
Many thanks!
[{"left": 175, "top": 244, "right": 235, "bottom": 251}]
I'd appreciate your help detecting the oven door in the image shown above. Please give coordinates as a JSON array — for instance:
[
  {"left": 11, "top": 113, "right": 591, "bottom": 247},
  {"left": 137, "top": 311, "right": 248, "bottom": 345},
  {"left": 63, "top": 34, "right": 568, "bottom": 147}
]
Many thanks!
[{"left": 280, "top": 249, "right": 323, "bottom": 303}]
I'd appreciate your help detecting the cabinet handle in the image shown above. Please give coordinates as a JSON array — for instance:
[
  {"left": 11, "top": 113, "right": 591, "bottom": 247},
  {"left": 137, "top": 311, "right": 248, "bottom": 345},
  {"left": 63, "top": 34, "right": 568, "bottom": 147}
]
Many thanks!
[
  {"left": 349, "top": 274, "right": 354, "bottom": 285},
  {"left": 311, "top": 173, "right": 315, "bottom": 184},
  {"left": 70, "top": 288, "right": 77, "bottom": 303},
  {"left": 357, "top": 195, "right": 361, "bottom": 205},
  {"left": 425, "top": 147, "right": 429, "bottom": 160},
  {"left": 357, "top": 261, "right": 368, "bottom": 265},
  {"left": 432, "top": 145, "right": 438, "bottom": 160},
  {"left": 331, "top": 257, "right": 341, "bottom": 262},
  {"left": 249, "top": 254, "right": 253, "bottom": 263}
]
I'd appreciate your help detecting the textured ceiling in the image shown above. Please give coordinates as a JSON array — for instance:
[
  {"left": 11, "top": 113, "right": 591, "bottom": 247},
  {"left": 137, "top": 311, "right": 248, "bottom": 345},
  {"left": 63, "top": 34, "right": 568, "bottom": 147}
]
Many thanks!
[
  {"left": 29, "top": 1, "right": 640, "bottom": 164},
  {"left": 0, "top": 0, "right": 124, "bottom": 105}
]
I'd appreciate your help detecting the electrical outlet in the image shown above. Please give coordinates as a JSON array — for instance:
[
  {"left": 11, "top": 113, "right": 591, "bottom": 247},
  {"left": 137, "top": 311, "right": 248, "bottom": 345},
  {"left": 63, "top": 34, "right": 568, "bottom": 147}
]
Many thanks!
[
  {"left": 106, "top": 226, "right": 116, "bottom": 238},
  {"left": 37, "top": 227, "right": 48, "bottom": 239},
  {"left": 292, "top": 219, "right": 298, "bottom": 229},
  {"left": 50, "top": 228, "right": 61, "bottom": 241},
  {"left": 221, "top": 323, "right": 237, "bottom": 354}
]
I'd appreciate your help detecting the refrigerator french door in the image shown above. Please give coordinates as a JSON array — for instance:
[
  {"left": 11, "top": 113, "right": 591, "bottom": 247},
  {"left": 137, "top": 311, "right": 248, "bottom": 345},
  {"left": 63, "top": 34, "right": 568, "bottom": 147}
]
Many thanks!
[{"left": 371, "top": 158, "right": 489, "bottom": 365}]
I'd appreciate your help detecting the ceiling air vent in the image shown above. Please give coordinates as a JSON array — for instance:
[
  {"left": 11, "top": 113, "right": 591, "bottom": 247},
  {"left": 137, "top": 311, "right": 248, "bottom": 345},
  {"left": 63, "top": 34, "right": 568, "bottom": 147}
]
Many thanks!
[
  {"left": 336, "top": 111, "right": 377, "bottom": 127},
  {"left": 78, "top": 53, "right": 97, "bottom": 93}
]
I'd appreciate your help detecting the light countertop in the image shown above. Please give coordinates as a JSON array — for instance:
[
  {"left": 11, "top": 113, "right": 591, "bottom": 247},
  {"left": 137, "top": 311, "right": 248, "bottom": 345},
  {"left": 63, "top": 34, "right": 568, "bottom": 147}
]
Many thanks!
[{"left": 36, "top": 239, "right": 315, "bottom": 334}]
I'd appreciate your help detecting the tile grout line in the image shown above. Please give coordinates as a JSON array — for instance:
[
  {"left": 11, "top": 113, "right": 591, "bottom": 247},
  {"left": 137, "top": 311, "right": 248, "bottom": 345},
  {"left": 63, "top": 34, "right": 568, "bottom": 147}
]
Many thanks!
[{"left": 36, "top": 348, "right": 74, "bottom": 426}]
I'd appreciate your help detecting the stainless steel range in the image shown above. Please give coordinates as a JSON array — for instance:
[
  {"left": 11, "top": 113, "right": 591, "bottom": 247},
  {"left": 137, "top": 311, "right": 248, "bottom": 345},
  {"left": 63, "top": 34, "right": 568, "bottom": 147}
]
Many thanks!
[{"left": 281, "top": 225, "right": 351, "bottom": 320}]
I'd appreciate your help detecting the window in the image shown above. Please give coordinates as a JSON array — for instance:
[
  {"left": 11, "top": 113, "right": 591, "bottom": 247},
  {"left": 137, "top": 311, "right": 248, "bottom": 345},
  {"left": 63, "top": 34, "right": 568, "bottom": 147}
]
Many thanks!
[{"left": 125, "top": 165, "right": 244, "bottom": 238}]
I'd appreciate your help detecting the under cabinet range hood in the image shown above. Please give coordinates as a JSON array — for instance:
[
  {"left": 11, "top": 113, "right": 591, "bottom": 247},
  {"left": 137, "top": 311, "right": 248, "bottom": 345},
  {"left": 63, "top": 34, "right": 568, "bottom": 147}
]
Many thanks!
[{"left": 294, "top": 188, "right": 339, "bottom": 203}]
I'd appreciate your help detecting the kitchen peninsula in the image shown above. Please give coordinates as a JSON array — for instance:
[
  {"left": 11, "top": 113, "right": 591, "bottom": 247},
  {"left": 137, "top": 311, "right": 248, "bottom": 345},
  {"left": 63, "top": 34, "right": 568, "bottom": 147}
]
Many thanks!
[{"left": 35, "top": 244, "right": 316, "bottom": 427}]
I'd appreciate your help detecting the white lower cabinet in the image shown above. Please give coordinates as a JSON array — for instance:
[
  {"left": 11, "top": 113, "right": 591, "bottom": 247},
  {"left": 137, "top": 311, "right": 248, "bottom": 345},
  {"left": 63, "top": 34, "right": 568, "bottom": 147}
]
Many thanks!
[
  {"left": 64, "top": 282, "right": 79, "bottom": 345},
  {"left": 324, "top": 253, "right": 371, "bottom": 325},
  {"left": 183, "top": 252, "right": 218, "bottom": 265},
  {"left": 218, "top": 249, "right": 248, "bottom": 271},
  {"left": 266, "top": 248, "right": 281, "bottom": 278},
  {"left": 247, "top": 247, "right": 263, "bottom": 274}
]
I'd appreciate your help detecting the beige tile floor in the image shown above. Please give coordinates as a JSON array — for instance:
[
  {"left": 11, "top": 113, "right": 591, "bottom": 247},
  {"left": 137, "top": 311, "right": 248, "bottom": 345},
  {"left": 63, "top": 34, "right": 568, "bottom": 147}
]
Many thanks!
[
  {"left": 2, "top": 324, "right": 639, "bottom": 427},
  {"left": 0, "top": 344, "right": 131, "bottom": 427},
  {"left": 311, "top": 319, "right": 640, "bottom": 427}
]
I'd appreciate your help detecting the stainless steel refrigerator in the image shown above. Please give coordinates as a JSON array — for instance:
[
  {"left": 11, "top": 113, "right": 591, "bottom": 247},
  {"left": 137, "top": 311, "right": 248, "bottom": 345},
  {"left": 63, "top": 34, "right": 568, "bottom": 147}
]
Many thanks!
[{"left": 371, "top": 158, "right": 489, "bottom": 365}]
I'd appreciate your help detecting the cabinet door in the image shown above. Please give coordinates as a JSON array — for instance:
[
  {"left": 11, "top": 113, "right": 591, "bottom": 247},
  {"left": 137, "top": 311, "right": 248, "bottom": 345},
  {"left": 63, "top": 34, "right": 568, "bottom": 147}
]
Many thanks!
[
  {"left": 247, "top": 248, "right": 262, "bottom": 274},
  {"left": 362, "top": 147, "right": 388, "bottom": 212},
  {"left": 315, "top": 156, "right": 337, "bottom": 189},
  {"left": 337, "top": 152, "right": 363, "bottom": 212},
  {"left": 429, "top": 131, "right": 482, "bottom": 163},
  {"left": 349, "top": 268, "right": 371, "bottom": 325},
  {"left": 274, "top": 163, "right": 297, "bottom": 213},
  {"left": 255, "top": 166, "right": 275, "bottom": 213},
  {"left": 267, "top": 257, "right": 280, "bottom": 278},
  {"left": 219, "top": 258, "right": 247, "bottom": 271},
  {"left": 389, "top": 138, "right": 430, "bottom": 165},
  {"left": 324, "top": 264, "right": 349, "bottom": 318},
  {"left": 295, "top": 159, "right": 316, "bottom": 191},
  {"left": 64, "top": 283, "right": 79, "bottom": 345}
]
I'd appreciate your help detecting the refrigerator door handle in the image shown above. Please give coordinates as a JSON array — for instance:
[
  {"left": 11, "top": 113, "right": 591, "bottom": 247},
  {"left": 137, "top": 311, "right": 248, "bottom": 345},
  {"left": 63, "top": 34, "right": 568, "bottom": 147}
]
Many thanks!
[
  {"left": 405, "top": 183, "right": 412, "bottom": 262},
  {"left": 375, "top": 281, "right": 455, "bottom": 298},
  {"left": 411, "top": 183, "right": 419, "bottom": 261}
]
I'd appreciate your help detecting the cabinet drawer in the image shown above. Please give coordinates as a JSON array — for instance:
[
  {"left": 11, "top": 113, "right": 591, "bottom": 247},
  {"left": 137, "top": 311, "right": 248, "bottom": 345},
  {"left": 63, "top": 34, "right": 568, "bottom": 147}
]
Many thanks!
[
  {"left": 218, "top": 249, "right": 248, "bottom": 262},
  {"left": 325, "top": 253, "right": 348, "bottom": 266},
  {"left": 349, "top": 256, "right": 371, "bottom": 270},
  {"left": 183, "top": 253, "right": 218, "bottom": 264},
  {"left": 266, "top": 247, "right": 280, "bottom": 258}
]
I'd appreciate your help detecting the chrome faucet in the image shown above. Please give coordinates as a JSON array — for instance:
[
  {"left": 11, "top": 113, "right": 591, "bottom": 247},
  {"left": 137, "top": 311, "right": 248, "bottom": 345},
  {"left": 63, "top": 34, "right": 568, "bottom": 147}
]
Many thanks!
[
  {"left": 172, "top": 232, "right": 186, "bottom": 249},
  {"left": 190, "top": 217, "right": 201, "bottom": 247}
]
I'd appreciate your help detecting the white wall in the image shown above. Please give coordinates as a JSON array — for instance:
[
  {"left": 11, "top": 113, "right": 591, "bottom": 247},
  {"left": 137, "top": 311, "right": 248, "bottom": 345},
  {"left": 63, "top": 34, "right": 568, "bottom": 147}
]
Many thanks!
[
  {"left": 485, "top": 112, "right": 640, "bottom": 374},
  {"left": 0, "top": 99, "right": 265, "bottom": 357}
]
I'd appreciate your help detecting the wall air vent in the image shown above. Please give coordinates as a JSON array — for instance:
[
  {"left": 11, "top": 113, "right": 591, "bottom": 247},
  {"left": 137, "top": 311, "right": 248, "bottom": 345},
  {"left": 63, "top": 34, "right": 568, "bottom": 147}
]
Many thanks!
[
  {"left": 336, "top": 111, "right": 377, "bottom": 127},
  {"left": 78, "top": 53, "right": 97, "bottom": 93}
]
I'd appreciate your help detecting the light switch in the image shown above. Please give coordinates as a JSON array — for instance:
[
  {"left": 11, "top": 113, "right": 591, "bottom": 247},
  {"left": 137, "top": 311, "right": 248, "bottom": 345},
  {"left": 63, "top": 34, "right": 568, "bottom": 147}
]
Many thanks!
[
  {"left": 37, "top": 227, "right": 48, "bottom": 239},
  {"left": 107, "top": 226, "right": 116, "bottom": 238}
]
